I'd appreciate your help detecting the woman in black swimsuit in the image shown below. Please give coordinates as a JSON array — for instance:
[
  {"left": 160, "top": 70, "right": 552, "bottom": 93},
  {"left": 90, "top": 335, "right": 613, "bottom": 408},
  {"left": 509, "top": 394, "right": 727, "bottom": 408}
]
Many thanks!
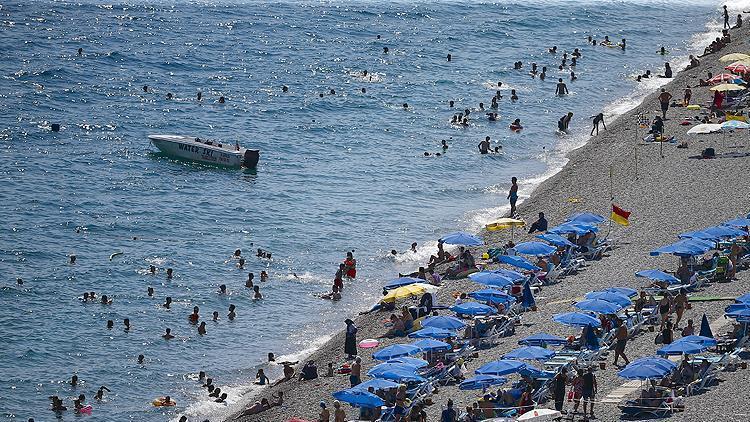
[{"left": 658, "top": 294, "right": 672, "bottom": 330}]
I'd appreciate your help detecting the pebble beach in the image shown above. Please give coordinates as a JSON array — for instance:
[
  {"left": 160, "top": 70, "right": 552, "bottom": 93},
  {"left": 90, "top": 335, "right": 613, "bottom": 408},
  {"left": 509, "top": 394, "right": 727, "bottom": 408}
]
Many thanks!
[{"left": 229, "top": 10, "right": 750, "bottom": 422}]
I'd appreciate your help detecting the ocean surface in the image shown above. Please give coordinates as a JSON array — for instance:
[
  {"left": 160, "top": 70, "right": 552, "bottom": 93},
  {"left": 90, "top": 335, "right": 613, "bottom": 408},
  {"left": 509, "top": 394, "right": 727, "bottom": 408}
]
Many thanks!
[{"left": 0, "top": 0, "right": 730, "bottom": 420}]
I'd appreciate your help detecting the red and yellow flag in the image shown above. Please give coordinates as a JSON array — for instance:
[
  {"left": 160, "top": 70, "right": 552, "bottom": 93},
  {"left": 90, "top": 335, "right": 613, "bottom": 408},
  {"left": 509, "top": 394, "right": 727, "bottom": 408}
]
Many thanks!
[{"left": 611, "top": 204, "right": 631, "bottom": 226}]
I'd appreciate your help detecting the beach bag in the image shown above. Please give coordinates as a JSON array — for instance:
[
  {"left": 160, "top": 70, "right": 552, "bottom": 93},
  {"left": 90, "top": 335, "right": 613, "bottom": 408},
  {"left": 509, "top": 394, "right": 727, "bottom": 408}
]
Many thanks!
[
  {"left": 702, "top": 148, "right": 715, "bottom": 158},
  {"left": 654, "top": 332, "right": 664, "bottom": 345}
]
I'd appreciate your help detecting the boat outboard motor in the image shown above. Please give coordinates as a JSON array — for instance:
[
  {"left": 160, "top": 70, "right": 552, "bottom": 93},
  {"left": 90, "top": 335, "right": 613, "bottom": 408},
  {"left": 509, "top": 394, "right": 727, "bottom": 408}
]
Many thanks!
[{"left": 242, "top": 150, "right": 260, "bottom": 168}]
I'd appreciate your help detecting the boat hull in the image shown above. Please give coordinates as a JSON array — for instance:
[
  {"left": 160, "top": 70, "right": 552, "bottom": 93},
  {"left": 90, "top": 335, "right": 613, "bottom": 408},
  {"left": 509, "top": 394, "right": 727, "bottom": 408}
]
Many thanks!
[{"left": 149, "top": 135, "right": 258, "bottom": 168}]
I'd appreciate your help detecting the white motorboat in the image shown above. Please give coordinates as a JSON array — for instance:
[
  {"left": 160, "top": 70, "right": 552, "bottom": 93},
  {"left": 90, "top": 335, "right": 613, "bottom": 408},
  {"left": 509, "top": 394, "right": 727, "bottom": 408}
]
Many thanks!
[{"left": 148, "top": 134, "right": 259, "bottom": 168}]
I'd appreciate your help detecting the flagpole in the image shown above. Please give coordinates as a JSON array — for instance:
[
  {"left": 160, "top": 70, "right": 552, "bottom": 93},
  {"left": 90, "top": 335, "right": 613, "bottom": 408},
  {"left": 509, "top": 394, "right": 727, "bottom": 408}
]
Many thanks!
[{"left": 608, "top": 165, "right": 614, "bottom": 238}]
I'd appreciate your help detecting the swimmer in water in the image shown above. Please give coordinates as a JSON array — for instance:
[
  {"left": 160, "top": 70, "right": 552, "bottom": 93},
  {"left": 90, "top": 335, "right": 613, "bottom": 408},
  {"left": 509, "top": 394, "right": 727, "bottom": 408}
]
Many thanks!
[
  {"left": 570, "top": 72, "right": 577, "bottom": 81},
  {"left": 218, "top": 96, "right": 225, "bottom": 104},
  {"left": 478, "top": 136, "right": 491, "bottom": 154},
  {"left": 510, "top": 119, "right": 523, "bottom": 130},
  {"left": 71, "top": 375, "right": 78, "bottom": 387},
  {"left": 70, "top": 254, "right": 76, "bottom": 264},
  {"left": 449, "top": 100, "right": 454, "bottom": 107},
  {"left": 95, "top": 386, "right": 110, "bottom": 401},
  {"left": 659, "top": 46, "right": 666, "bottom": 55},
  {"left": 549, "top": 46, "right": 557, "bottom": 54},
  {"left": 163, "top": 328, "right": 175, "bottom": 339},
  {"left": 246, "top": 272, "right": 255, "bottom": 288},
  {"left": 555, "top": 78, "right": 569, "bottom": 96},
  {"left": 228, "top": 304, "right": 236, "bottom": 320},
  {"left": 478, "top": 102, "right": 484, "bottom": 110},
  {"left": 198, "top": 322, "right": 207, "bottom": 335},
  {"left": 149, "top": 265, "right": 156, "bottom": 274},
  {"left": 189, "top": 306, "right": 200, "bottom": 324},
  {"left": 143, "top": 85, "right": 148, "bottom": 93},
  {"left": 197, "top": 92, "right": 202, "bottom": 101},
  {"left": 100, "top": 295, "right": 112, "bottom": 304},
  {"left": 238, "top": 258, "right": 245, "bottom": 269},
  {"left": 620, "top": 38, "right": 626, "bottom": 50},
  {"left": 540, "top": 66, "right": 547, "bottom": 80},
  {"left": 123, "top": 318, "right": 130, "bottom": 332},
  {"left": 447, "top": 53, "right": 451, "bottom": 62},
  {"left": 383, "top": 47, "right": 389, "bottom": 53},
  {"left": 511, "top": 89, "right": 518, "bottom": 101},
  {"left": 411, "top": 242, "right": 418, "bottom": 253},
  {"left": 147, "top": 287, "right": 154, "bottom": 297},
  {"left": 107, "top": 320, "right": 113, "bottom": 329},
  {"left": 219, "top": 284, "right": 227, "bottom": 294},
  {"left": 78, "top": 48, "right": 83, "bottom": 56},
  {"left": 531, "top": 63, "right": 538, "bottom": 75},
  {"left": 213, "top": 311, "right": 219, "bottom": 321},
  {"left": 138, "top": 354, "right": 145, "bottom": 364},
  {"left": 166, "top": 268, "right": 173, "bottom": 279},
  {"left": 573, "top": 48, "right": 581, "bottom": 58},
  {"left": 268, "top": 352, "right": 276, "bottom": 362},
  {"left": 282, "top": 85, "right": 288, "bottom": 92},
  {"left": 442, "top": 139, "right": 449, "bottom": 150},
  {"left": 260, "top": 270, "right": 268, "bottom": 282},
  {"left": 253, "top": 285, "right": 263, "bottom": 299},
  {"left": 163, "top": 297, "right": 172, "bottom": 309},
  {"left": 166, "top": 92, "right": 173, "bottom": 100},
  {"left": 402, "top": 103, "right": 408, "bottom": 110}
]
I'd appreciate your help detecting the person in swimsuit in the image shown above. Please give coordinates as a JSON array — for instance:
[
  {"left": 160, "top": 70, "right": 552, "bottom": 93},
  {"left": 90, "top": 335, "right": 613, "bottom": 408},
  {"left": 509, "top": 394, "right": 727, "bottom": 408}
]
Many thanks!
[
  {"left": 674, "top": 288, "right": 689, "bottom": 328},
  {"left": 555, "top": 78, "right": 569, "bottom": 96},
  {"left": 344, "top": 252, "right": 357, "bottom": 280},
  {"left": 478, "top": 136, "right": 491, "bottom": 154},
  {"left": 591, "top": 113, "right": 606, "bottom": 135},
  {"left": 613, "top": 318, "right": 630, "bottom": 366},
  {"left": 659, "top": 294, "right": 672, "bottom": 330},
  {"left": 507, "top": 177, "right": 519, "bottom": 217},
  {"left": 658, "top": 89, "right": 672, "bottom": 119}
]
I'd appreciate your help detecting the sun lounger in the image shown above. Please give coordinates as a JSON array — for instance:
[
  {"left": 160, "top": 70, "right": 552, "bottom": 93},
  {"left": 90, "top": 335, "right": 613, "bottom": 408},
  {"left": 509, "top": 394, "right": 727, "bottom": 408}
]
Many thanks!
[{"left": 618, "top": 397, "right": 674, "bottom": 418}]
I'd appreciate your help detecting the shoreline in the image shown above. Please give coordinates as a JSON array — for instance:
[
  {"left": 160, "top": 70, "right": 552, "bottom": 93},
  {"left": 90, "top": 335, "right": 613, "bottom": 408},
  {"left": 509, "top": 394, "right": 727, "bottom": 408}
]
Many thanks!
[{"left": 222, "top": 8, "right": 750, "bottom": 422}]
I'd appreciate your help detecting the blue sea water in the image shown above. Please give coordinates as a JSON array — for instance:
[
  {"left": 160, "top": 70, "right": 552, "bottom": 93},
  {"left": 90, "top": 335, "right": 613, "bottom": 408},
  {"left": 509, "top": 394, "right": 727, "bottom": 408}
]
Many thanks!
[{"left": 0, "top": 0, "right": 730, "bottom": 420}]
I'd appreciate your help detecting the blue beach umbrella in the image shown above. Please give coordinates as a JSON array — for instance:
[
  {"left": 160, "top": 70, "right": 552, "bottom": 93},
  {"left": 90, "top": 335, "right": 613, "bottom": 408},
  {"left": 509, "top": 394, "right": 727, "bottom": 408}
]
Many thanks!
[
  {"left": 575, "top": 299, "right": 622, "bottom": 314},
  {"left": 384, "top": 277, "right": 423, "bottom": 290},
  {"left": 367, "top": 363, "right": 425, "bottom": 382},
  {"left": 553, "top": 312, "right": 601, "bottom": 327},
  {"left": 518, "top": 332, "right": 567, "bottom": 347},
  {"left": 585, "top": 291, "right": 632, "bottom": 308},
  {"left": 705, "top": 225, "right": 747, "bottom": 238},
  {"left": 725, "top": 307, "right": 750, "bottom": 320},
  {"left": 604, "top": 287, "right": 638, "bottom": 298},
  {"left": 411, "top": 338, "right": 452, "bottom": 352},
  {"left": 372, "top": 344, "right": 421, "bottom": 361},
  {"left": 469, "top": 288, "right": 514, "bottom": 302},
  {"left": 475, "top": 359, "right": 527, "bottom": 376},
  {"left": 736, "top": 293, "right": 750, "bottom": 303},
  {"left": 504, "top": 346, "right": 555, "bottom": 361},
  {"left": 469, "top": 271, "right": 514, "bottom": 288},
  {"left": 725, "top": 303, "right": 750, "bottom": 314},
  {"left": 724, "top": 217, "right": 750, "bottom": 228},
  {"left": 536, "top": 233, "right": 576, "bottom": 247},
  {"left": 459, "top": 375, "right": 508, "bottom": 390},
  {"left": 408, "top": 326, "right": 457, "bottom": 339},
  {"left": 548, "top": 222, "right": 599, "bottom": 235},
  {"left": 422, "top": 315, "right": 467, "bottom": 330},
  {"left": 699, "top": 314, "right": 713, "bottom": 338},
  {"left": 440, "top": 232, "right": 483, "bottom": 246},
  {"left": 513, "top": 241, "right": 558, "bottom": 257},
  {"left": 387, "top": 357, "right": 429, "bottom": 368},
  {"left": 618, "top": 357, "right": 677, "bottom": 380},
  {"left": 635, "top": 269, "right": 680, "bottom": 284},
  {"left": 567, "top": 212, "right": 606, "bottom": 225},
  {"left": 679, "top": 335, "right": 718, "bottom": 347},
  {"left": 494, "top": 268, "right": 527, "bottom": 281},
  {"left": 649, "top": 239, "right": 715, "bottom": 257},
  {"left": 332, "top": 389, "right": 385, "bottom": 407},
  {"left": 451, "top": 302, "right": 497, "bottom": 316},
  {"left": 351, "top": 379, "right": 400, "bottom": 392},
  {"left": 657, "top": 340, "right": 708, "bottom": 356},
  {"left": 678, "top": 230, "right": 720, "bottom": 241},
  {"left": 497, "top": 254, "right": 541, "bottom": 271}
]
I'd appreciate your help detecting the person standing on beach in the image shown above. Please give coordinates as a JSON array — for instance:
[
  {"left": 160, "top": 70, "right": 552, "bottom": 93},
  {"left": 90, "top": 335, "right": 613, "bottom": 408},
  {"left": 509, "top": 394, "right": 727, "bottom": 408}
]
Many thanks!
[
  {"left": 658, "top": 89, "right": 672, "bottom": 119},
  {"left": 591, "top": 113, "right": 606, "bottom": 135},
  {"left": 582, "top": 367, "right": 597, "bottom": 419},
  {"left": 553, "top": 367, "right": 568, "bottom": 412},
  {"left": 507, "top": 177, "right": 518, "bottom": 217},
  {"left": 344, "top": 319, "right": 358, "bottom": 359},
  {"left": 684, "top": 86, "right": 692, "bottom": 106},
  {"left": 350, "top": 356, "right": 362, "bottom": 387},
  {"left": 723, "top": 5, "right": 730, "bottom": 29},
  {"left": 613, "top": 319, "right": 630, "bottom": 366}
]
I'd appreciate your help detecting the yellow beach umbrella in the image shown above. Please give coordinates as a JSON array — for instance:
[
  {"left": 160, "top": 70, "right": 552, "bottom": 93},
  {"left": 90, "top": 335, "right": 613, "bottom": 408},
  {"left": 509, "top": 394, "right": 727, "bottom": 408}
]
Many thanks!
[
  {"left": 381, "top": 283, "right": 437, "bottom": 303},
  {"left": 486, "top": 217, "right": 525, "bottom": 242},
  {"left": 486, "top": 218, "right": 525, "bottom": 231},
  {"left": 710, "top": 83, "right": 745, "bottom": 92},
  {"left": 719, "top": 53, "right": 750, "bottom": 63}
]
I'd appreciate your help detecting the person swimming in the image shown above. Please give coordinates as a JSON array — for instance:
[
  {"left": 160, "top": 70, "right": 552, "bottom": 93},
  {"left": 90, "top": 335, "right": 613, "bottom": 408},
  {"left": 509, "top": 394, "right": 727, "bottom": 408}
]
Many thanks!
[
  {"left": 123, "top": 318, "right": 130, "bottom": 332},
  {"left": 189, "top": 306, "right": 200, "bottom": 324},
  {"left": 548, "top": 46, "right": 557, "bottom": 53},
  {"left": 510, "top": 119, "right": 523, "bottom": 131},
  {"left": 570, "top": 72, "right": 577, "bottom": 81},
  {"left": 138, "top": 354, "right": 145, "bottom": 364},
  {"left": 228, "top": 304, "right": 236, "bottom": 320},
  {"left": 106, "top": 320, "right": 113, "bottom": 329},
  {"left": 212, "top": 311, "right": 219, "bottom": 321},
  {"left": 511, "top": 89, "right": 518, "bottom": 101},
  {"left": 555, "top": 78, "right": 569, "bottom": 96},
  {"left": 253, "top": 285, "right": 263, "bottom": 299},
  {"left": 478, "top": 136, "right": 491, "bottom": 154},
  {"left": 447, "top": 53, "right": 452, "bottom": 62},
  {"left": 163, "top": 296, "right": 172, "bottom": 309},
  {"left": 540, "top": 66, "right": 547, "bottom": 80},
  {"left": 162, "top": 328, "right": 174, "bottom": 339},
  {"left": 95, "top": 386, "right": 110, "bottom": 401},
  {"left": 166, "top": 268, "right": 173, "bottom": 279},
  {"left": 198, "top": 322, "right": 207, "bottom": 335},
  {"left": 219, "top": 284, "right": 227, "bottom": 294}
]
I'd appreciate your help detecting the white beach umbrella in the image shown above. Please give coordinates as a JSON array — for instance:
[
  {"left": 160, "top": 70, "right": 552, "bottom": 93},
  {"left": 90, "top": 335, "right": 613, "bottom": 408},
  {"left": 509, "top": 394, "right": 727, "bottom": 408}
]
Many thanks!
[{"left": 686, "top": 124, "right": 723, "bottom": 134}]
